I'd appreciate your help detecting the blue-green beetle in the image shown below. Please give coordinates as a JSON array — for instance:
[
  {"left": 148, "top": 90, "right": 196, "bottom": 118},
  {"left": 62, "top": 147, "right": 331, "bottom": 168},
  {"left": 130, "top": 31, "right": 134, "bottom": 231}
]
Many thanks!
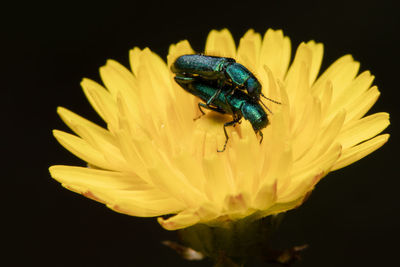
[
  {"left": 174, "top": 75, "right": 268, "bottom": 152},
  {"left": 171, "top": 54, "right": 279, "bottom": 111}
]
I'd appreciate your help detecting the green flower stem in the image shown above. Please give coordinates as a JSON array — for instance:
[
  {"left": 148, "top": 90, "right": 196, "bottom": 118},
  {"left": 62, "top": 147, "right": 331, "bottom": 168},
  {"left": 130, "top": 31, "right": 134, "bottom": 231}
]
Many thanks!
[{"left": 176, "top": 215, "right": 305, "bottom": 266}]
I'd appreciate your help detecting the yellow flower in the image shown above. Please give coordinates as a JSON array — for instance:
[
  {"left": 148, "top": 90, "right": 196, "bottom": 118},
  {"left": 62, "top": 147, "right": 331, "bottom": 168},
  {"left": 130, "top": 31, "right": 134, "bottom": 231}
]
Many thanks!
[{"left": 49, "top": 29, "right": 390, "bottom": 230}]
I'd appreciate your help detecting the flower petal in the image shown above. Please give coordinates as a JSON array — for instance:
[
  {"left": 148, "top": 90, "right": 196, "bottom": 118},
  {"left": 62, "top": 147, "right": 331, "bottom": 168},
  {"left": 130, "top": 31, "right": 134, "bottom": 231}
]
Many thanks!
[
  {"left": 223, "top": 192, "right": 253, "bottom": 220},
  {"left": 49, "top": 165, "right": 147, "bottom": 190},
  {"left": 53, "top": 130, "right": 116, "bottom": 170},
  {"left": 107, "top": 189, "right": 185, "bottom": 217},
  {"left": 280, "top": 143, "right": 342, "bottom": 202},
  {"left": 285, "top": 41, "right": 323, "bottom": 89},
  {"left": 158, "top": 209, "right": 201, "bottom": 230},
  {"left": 252, "top": 180, "right": 277, "bottom": 210},
  {"left": 237, "top": 29, "right": 262, "bottom": 71},
  {"left": 259, "top": 29, "right": 291, "bottom": 81},
  {"left": 57, "top": 107, "right": 113, "bottom": 145},
  {"left": 306, "top": 41, "right": 324, "bottom": 86},
  {"left": 134, "top": 48, "right": 174, "bottom": 120},
  {"left": 100, "top": 59, "right": 137, "bottom": 100},
  {"left": 345, "top": 86, "right": 381, "bottom": 122},
  {"left": 205, "top": 29, "right": 236, "bottom": 58},
  {"left": 129, "top": 47, "right": 142, "bottom": 76},
  {"left": 50, "top": 166, "right": 183, "bottom": 217},
  {"left": 167, "top": 39, "right": 195, "bottom": 67},
  {"left": 332, "top": 134, "right": 389, "bottom": 171},
  {"left": 260, "top": 65, "right": 282, "bottom": 107},
  {"left": 337, "top": 112, "right": 390, "bottom": 149},
  {"left": 202, "top": 151, "right": 232, "bottom": 206},
  {"left": 147, "top": 159, "right": 206, "bottom": 207},
  {"left": 312, "top": 55, "right": 360, "bottom": 102},
  {"left": 329, "top": 71, "right": 375, "bottom": 115},
  {"left": 81, "top": 78, "right": 118, "bottom": 126},
  {"left": 56, "top": 107, "right": 128, "bottom": 170},
  {"left": 298, "top": 110, "right": 346, "bottom": 166}
]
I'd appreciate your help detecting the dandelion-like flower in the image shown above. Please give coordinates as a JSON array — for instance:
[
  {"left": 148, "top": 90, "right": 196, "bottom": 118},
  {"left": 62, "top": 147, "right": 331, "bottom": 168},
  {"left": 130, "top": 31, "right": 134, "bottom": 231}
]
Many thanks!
[{"left": 50, "top": 29, "right": 389, "bottom": 231}]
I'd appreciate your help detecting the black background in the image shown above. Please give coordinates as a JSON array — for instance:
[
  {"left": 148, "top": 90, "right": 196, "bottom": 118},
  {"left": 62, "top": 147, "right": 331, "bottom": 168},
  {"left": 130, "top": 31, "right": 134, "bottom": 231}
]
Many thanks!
[{"left": 5, "top": 1, "right": 398, "bottom": 266}]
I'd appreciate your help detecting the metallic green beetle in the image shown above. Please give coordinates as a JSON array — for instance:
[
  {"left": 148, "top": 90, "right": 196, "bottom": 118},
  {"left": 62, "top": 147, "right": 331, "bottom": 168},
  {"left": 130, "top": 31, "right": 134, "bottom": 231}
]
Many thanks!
[
  {"left": 174, "top": 75, "right": 268, "bottom": 152},
  {"left": 171, "top": 54, "right": 279, "bottom": 112}
]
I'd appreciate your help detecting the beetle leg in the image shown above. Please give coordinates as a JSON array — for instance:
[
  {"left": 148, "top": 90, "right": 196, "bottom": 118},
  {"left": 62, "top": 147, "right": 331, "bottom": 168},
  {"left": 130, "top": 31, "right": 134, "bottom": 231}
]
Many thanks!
[
  {"left": 221, "top": 88, "right": 235, "bottom": 116},
  {"left": 217, "top": 118, "right": 241, "bottom": 152},
  {"left": 206, "top": 89, "right": 222, "bottom": 106},
  {"left": 195, "top": 102, "right": 206, "bottom": 119},
  {"left": 194, "top": 102, "right": 226, "bottom": 121},
  {"left": 259, "top": 131, "right": 264, "bottom": 144},
  {"left": 174, "top": 75, "right": 195, "bottom": 84}
]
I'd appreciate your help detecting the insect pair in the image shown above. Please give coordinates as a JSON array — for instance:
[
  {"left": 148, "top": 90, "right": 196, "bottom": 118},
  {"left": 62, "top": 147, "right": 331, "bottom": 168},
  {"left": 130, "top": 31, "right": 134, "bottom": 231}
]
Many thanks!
[{"left": 171, "top": 54, "right": 280, "bottom": 152}]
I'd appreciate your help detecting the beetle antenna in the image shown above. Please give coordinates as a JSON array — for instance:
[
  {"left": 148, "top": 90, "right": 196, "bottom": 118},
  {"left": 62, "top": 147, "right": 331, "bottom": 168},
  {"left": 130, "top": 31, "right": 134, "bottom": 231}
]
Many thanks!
[
  {"left": 260, "top": 100, "right": 273, "bottom": 114},
  {"left": 261, "top": 93, "right": 281, "bottom": 105}
]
